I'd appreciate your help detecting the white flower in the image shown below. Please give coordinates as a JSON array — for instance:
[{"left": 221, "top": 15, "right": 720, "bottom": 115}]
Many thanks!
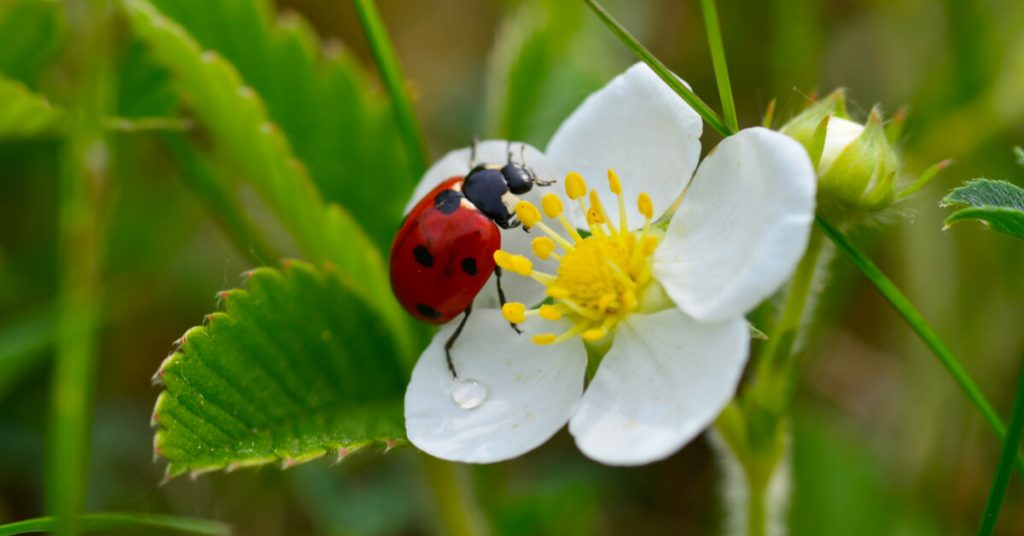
[{"left": 403, "top": 63, "right": 817, "bottom": 465}]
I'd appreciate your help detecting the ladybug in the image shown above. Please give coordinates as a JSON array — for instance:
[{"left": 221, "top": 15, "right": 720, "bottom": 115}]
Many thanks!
[{"left": 390, "top": 143, "right": 554, "bottom": 377}]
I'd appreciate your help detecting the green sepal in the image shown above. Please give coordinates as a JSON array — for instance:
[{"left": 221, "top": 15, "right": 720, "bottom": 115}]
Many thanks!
[
  {"left": 779, "top": 88, "right": 848, "bottom": 153},
  {"left": 817, "top": 108, "right": 900, "bottom": 221}
]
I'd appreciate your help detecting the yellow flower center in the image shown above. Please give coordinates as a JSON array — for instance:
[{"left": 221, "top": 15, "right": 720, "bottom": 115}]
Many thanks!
[{"left": 494, "top": 170, "right": 659, "bottom": 345}]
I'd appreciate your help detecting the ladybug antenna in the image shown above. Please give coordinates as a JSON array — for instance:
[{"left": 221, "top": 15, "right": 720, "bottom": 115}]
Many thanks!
[
  {"left": 469, "top": 136, "right": 480, "bottom": 168},
  {"left": 506, "top": 141, "right": 513, "bottom": 164},
  {"left": 519, "top": 144, "right": 527, "bottom": 166}
]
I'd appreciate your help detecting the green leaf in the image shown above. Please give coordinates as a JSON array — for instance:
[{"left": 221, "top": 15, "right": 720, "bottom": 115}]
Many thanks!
[
  {"left": 145, "top": 0, "right": 415, "bottom": 248},
  {"left": 0, "top": 0, "right": 65, "bottom": 86},
  {"left": 941, "top": 178, "right": 1024, "bottom": 239},
  {"left": 120, "top": 0, "right": 417, "bottom": 357},
  {"left": 0, "top": 512, "right": 230, "bottom": 536},
  {"left": 0, "top": 76, "right": 65, "bottom": 138},
  {"left": 1014, "top": 146, "right": 1023, "bottom": 167},
  {"left": 152, "top": 261, "right": 407, "bottom": 479}
]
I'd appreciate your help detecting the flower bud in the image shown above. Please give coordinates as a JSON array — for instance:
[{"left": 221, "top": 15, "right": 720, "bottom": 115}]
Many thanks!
[{"left": 781, "top": 90, "right": 902, "bottom": 222}]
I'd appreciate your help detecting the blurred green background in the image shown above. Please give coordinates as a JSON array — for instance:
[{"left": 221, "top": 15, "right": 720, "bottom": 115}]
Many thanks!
[{"left": 1, "top": 0, "right": 1023, "bottom": 533}]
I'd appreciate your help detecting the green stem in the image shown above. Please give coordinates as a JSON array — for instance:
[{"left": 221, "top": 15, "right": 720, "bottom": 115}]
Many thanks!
[
  {"left": 582, "top": 0, "right": 734, "bottom": 138},
  {"left": 419, "top": 454, "right": 488, "bottom": 536},
  {"left": 756, "top": 228, "right": 825, "bottom": 388},
  {"left": 0, "top": 512, "right": 230, "bottom": 536},
  {"left": 747, "top": 474, "right": 768, "bottom": 536},
  {"left": 817, "top": 215, "right": 1024, "bottom": 472},
  {"left": 698, "top": 0, "right": 738, "bottom": 132},
  {"left": 352, "top": 0, "right": 427, "bottom": 177},
  {"left": 47, "top": 3, "right": 115, "bottom": 533},
  {"left": 977, "top": 356, "right": 1024, "bottom": 535}
]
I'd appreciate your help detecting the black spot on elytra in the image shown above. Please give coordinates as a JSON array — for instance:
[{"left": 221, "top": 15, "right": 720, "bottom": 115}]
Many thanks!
[
  {"left": 434, "top": 189, "right": 462, "bottom": 214},
  {"left": 413, "top": 245, "right": 434, "bottom": 268},
  {"left": 461, "top": 257, "right": 478, "bottom": 276},
  {"left": 415, "top": 304, "right": 442, "bottom": 319}
]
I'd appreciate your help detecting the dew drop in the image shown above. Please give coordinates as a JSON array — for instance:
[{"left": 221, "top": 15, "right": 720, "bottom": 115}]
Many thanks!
[{"left": 451, "top": 379, "right": 488, "bottom": 410}]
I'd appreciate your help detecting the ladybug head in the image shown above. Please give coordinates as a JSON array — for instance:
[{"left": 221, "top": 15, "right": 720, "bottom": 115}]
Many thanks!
[
  {"left": 461, "top": 143, "right": 555, "bottom": 230},
  {"left": 462, "top": 165, "right": 523, "bottom": 229}
]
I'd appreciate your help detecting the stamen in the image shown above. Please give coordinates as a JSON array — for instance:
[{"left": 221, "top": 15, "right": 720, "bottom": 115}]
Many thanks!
[
  {"left": 538, "top": 304, "right": 563, "bottom": 320},
  {"left": 638, "top": 192, "right": 654, "bottom": 220},
  {"left": 532, "top": 237, "right": 558, "bottom": 260},
  {"left": 557, "top": 297, "right": 603, "bottom": 320},
  {"left": 493, "top": 251, "right": 533, "bottom": 277},
  {"left": 553, "top": 321, "right": 592, "bottom": 344},
  {"left": 589, "top": 190, "right": 614, "bottom": 236},
  {"left": 542, "top": 192, "right": 583, "bottom": 243},
  {"left": 533, "top": 333, "right": 557, "bottom": 345},
  {"left": 605, "top": 258, "right": 638, "bottom": 289},
  {"left": 541, "top": 193, "right": 563, "bottom": 218},
  {"left": 498, "top": 170, "right": 660, "bottom": 347},
  {"left": 515, "top": 201, "right": 542, "bottom": 230},
  {"left": 565, "top": 172, "right": 587, "bottom": 200},
  {"left": 502, "top": 302, "right": 526, "bottom": 324},
  {"left": 609, "top": 169, "right": 629, "bottom": 237}
]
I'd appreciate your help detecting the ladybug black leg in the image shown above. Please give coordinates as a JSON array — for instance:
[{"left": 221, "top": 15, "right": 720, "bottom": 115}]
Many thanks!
[
  {"left": 444, "top": 303, "right": 472, "bottom": 378},
  {"left": 494, "top": 267, "right": 523, "bottom": 334}
]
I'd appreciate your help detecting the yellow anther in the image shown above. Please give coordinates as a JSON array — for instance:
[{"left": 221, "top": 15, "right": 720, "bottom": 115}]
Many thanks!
[
  {"left": 642, "top": 235, "right": 660, "bottom": 255},
  {"left": 515, "top": 201, "right": 542, "bottom": 229},
  {"left": 597, "top": 294, "right": 617, "bottom": 311},
  {"left": 608, "top": 169, "right": 622, "bottom": 194},
  {"left": 587, "top": 208, "right": 605, "bottom": 225},
  {"left": 532, "top": 334, "right": 556, "bottom": 345},
  {"left": 565, "top": 172, "right": 587, "bottom": 200},
  {"left": 494, "top": 250, "right": 532, "bottom": 276},
  {"left": 502, "top": 302, "right": 526, "bottom": 324},
  {"left": 538, "top": 305, "right": 563, "bottom": 321},
  {"left": 541, "top": 193, "right": 563, "bottom": 217},
  {"left": 532, "top": 237, "right": 557, "bottom": 260},
  {"left": 509, "top": 255, "right": 533, "bottom": 277},
  {"left": 638, "top": 193, "right": 654, "bottom": 219},
  {"left": 582, "top": 329, "right": 606, "bottom": 342},
  {"left": 547, "top": 286, "right": 570, "bottom": 299},
  {"left": 493, "top": 250, "right": 512, "bottom": 269}
]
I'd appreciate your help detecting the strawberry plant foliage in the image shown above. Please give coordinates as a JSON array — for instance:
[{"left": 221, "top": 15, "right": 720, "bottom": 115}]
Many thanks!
[
  {"left": 120, "top": 0, "right": 417, "bottom": 357},
  {"left": 942, "top": 178, "right": 1024, "bottom": 240},
  {"left": 153, "top": 261, "right": 407, "bottom": 479}
]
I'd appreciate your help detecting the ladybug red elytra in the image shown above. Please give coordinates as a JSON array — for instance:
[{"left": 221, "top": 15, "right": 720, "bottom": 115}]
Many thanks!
[{"left": 389, "top": 142, "right": 554, "bottom": 377}]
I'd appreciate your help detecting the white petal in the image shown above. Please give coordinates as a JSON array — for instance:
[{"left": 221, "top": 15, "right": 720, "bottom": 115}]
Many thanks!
[
  {"left": 569, "top": 308, "right": 748, "bottom": 465},
  {"left": 405, "top": 309, "right": 587, "bottom": 463},
  {"left": 403, "top": 140, "right": 563, "bottom": 309},
  {"left": 545, "top": 62, "right": 702, "bottom": 229},
  {"left": 818, "top": 117, "right": 864, "bottom": 173},
  {"left": 654, "top": 127, "right": 816, "bottom": 323}
]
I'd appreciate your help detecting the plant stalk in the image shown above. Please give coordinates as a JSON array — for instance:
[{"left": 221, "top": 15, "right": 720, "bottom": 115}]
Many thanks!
[
  {"left": 582, "top": 0, "right": 734, "bottom": 137},
  {"left": 977, "top": 356, "right": 1024, "bottom": 535},
  {"left": 698, "top": 0, "right": 739, "bottom": 132},
  {"left": 817, "top": 215, "right": 1024, "bottom": 472},
  {"left": 419, "top": 454, "right": 488, "bottom": 536},
  {"left": 352, "top": 0, "right": 427, "bottom": 177}
]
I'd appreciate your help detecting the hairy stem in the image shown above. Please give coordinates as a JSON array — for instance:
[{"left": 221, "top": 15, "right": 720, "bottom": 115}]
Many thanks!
[{"left": 419, "top": 454, "right": 488, "bottom": 536}]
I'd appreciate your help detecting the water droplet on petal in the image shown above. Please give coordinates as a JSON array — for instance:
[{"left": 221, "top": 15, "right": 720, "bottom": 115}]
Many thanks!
[{"left": 451, "top": 378, "right": 488, "bottom": 410}]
